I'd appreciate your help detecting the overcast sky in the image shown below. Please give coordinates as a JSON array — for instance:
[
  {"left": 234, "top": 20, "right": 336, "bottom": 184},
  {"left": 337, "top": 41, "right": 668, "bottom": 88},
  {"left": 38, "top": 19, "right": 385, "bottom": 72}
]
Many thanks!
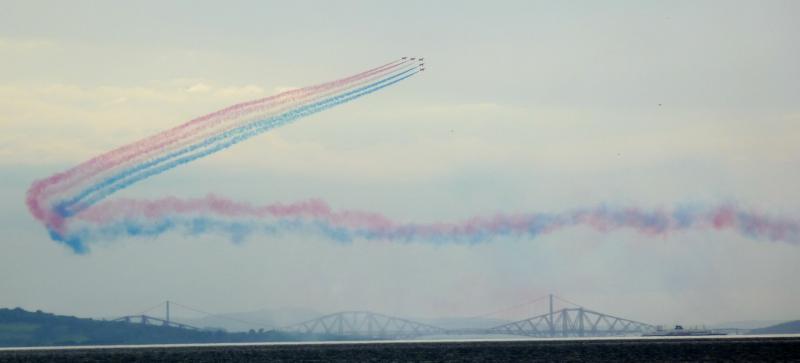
[{"left": 1, "top": 0, "right": 799, "bottom": 327}]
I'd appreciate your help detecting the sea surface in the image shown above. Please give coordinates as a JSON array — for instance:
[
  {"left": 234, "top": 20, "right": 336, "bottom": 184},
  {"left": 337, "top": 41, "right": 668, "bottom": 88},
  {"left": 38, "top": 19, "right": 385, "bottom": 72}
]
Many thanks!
[{"left": 1, "top": 335, "right": 799, "bottom": 362}]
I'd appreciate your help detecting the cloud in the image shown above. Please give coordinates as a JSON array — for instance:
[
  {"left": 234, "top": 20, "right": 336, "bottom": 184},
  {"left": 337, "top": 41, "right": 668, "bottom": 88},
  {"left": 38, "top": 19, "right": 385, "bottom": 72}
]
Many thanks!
[
  {"left": 0, "top": 80, "right": 266, "bottom": 164},
  {"left": 215, "top": 85, "right": 264, "bottom": 98},
  {"left": 186, "top": 83, "right": 212, "bottom": 93},
  {"left": 273, "top": 86, "right": 299, "bottom": 94}
]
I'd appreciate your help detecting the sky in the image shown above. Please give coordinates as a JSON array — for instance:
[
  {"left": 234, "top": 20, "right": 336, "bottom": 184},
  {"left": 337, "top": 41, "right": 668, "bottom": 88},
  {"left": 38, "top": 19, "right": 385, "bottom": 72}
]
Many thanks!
[{"left": 1, "top": 0, "right": 799, "bottom": 327}]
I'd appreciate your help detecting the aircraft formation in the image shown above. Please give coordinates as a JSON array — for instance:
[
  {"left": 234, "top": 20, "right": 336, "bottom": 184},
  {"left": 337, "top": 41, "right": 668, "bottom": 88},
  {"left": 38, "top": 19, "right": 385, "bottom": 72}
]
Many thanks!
[{"left": 402, "top": 56, "right": 425, "bottom": 71}]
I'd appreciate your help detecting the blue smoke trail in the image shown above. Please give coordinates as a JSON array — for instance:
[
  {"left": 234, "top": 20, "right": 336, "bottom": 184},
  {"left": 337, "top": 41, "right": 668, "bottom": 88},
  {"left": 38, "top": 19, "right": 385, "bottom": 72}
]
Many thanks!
[{"left": 57, "top": 68, "right": 419, "bottom": 216}]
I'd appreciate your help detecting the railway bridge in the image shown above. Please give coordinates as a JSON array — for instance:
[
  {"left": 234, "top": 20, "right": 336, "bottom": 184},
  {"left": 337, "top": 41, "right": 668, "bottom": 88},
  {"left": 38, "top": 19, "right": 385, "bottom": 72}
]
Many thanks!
[
  {"left": 116, "top": 295, "right": 656, "bottom": 339},
  {"left": 273, "top": 295, "right": 655, "bottom": 339}
]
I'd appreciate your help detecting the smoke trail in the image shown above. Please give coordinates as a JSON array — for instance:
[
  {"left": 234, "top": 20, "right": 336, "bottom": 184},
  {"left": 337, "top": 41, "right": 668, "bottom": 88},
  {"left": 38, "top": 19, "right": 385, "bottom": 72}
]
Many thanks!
[
  {"left": 32, "top": 60, "right": 407, "bottom": 201},
  {"left": 55, "top": 196, "right": 798, "bottom": 253},
  {"left": 58, "top": 67, "right": 418, "bottom": 216},
  {"left": 27, "top": 60, "right": 419, "bottom": 234},
  {"left": 25, "top": 58, "right": 800, "bottom": 254}
]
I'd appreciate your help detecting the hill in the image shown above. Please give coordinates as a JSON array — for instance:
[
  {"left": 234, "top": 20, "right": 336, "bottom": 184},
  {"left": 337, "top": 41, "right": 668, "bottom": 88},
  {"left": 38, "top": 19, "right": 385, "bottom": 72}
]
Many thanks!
[
  {"left": 181, "top": 306, "right": 322, "bottom": 332},
  {"left": 0, "top": 307, "right": 302, "bottom": 347},
  {"left": 708, "top": 320, "right": 784, "bottom": 330},
  {"left": 749, "top": 320, "right": 800, "bottom": 335},
  {"left": 418, "top": 316, "right": 510, "bottom": 330}
]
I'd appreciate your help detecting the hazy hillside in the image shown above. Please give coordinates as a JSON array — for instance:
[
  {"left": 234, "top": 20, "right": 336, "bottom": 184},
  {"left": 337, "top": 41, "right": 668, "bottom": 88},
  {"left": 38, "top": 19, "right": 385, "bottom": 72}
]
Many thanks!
[
  {"left": 180, "top": 307, "right": 323, "bottom": 332},
  {"left": 418, "top": 316, "right": 510, "bottom": 330},
  {"left": 0, "top": 307, "right": 298, "bottom": 347},
  {"left": 709, "top": 320, "right": 784, "bottom": 330},
  {"left": 749, "top": 320, "right": 800, "bottom": 335}
]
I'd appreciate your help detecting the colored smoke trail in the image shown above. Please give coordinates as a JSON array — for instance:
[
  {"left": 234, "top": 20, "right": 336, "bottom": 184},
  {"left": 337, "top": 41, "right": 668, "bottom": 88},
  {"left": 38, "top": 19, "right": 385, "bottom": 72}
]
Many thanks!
[
  {"left": 38, "top": 60, "right": 405, "bottom": 201},
  {"left": 60, "top": 67, "right": 418, "bottom": 215},
  {"left": 64, "top": 196, "right": 799, "bottom": 253},
  {"left": 27, "top": 59, "right": 420, "bottom": 238},
  {"left": 24, "top": 59, "right": 800, "bottom": 253}
]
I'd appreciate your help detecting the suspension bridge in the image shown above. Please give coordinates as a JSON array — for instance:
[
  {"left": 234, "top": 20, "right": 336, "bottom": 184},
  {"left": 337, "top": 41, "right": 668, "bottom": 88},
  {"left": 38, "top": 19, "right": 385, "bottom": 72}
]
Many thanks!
[{"left": 114, "top": 294, "right": 656, "bottom": 339}]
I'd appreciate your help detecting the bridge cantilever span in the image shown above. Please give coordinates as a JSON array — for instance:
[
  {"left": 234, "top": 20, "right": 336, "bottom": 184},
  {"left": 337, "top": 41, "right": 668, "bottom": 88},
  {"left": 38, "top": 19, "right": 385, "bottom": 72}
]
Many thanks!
[
  {"left": 488, "top": 307, "right": 656, "bottom": 337},
  {"left": 274, "top": 311, "right": 446, "bottom": 339}
]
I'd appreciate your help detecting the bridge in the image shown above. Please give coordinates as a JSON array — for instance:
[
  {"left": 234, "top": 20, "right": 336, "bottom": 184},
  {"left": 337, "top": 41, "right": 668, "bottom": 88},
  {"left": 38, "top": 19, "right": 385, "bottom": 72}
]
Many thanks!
[
  {"left": 116, "top": 294, "right": 657, "bottom": 339},
  {"left": 272, "top": 294, "right": 655, "bottom": 339},
  {"left": 276, "top": 311, "right": 447, "bottom": 339},
  {"left": 486, "top": 307, "right": 654, "bottom": 337},
  {"left": 111, "top": 314, "right": 199, "bottom": 330},
  {"left": 111, "top": 301, "right": 200, "bottom": 330}
]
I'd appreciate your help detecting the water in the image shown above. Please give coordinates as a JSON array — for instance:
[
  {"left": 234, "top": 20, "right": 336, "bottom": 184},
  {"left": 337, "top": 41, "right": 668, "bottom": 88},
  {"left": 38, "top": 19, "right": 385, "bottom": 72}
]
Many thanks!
[{"left": 1, "top": 335, "right": 799, "bottom": 362}]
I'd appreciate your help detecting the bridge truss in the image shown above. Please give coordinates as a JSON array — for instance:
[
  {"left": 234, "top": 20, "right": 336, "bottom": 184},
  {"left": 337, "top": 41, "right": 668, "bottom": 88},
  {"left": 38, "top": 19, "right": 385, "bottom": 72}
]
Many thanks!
[
  {"left": 488, "top": 307, "right": 655, "bottom": 337},
  {"left": 276, "top": 311, "right": 446, "bottom": 339}
]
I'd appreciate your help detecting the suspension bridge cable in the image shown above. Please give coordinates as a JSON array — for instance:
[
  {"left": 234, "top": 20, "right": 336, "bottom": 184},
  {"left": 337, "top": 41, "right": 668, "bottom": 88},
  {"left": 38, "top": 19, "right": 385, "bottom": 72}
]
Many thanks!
[
  {"left": 131, "top": 301, "right": 166, "bottom": 316},
  {"left": 168, "top": 301, "right": 274, "bottom": 329},
  {"left": 553, "top": 295, "right": 583, "bottom": 308},
  {"left": 468, "top": 295, "right": 549, "bottom": 319}
]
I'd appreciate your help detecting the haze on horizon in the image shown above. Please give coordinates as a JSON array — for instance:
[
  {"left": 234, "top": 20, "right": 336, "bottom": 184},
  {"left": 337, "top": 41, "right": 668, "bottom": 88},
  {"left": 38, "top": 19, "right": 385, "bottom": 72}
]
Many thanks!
[{"left": 1, "top": 0, "right": 799, "bottom": 328}]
